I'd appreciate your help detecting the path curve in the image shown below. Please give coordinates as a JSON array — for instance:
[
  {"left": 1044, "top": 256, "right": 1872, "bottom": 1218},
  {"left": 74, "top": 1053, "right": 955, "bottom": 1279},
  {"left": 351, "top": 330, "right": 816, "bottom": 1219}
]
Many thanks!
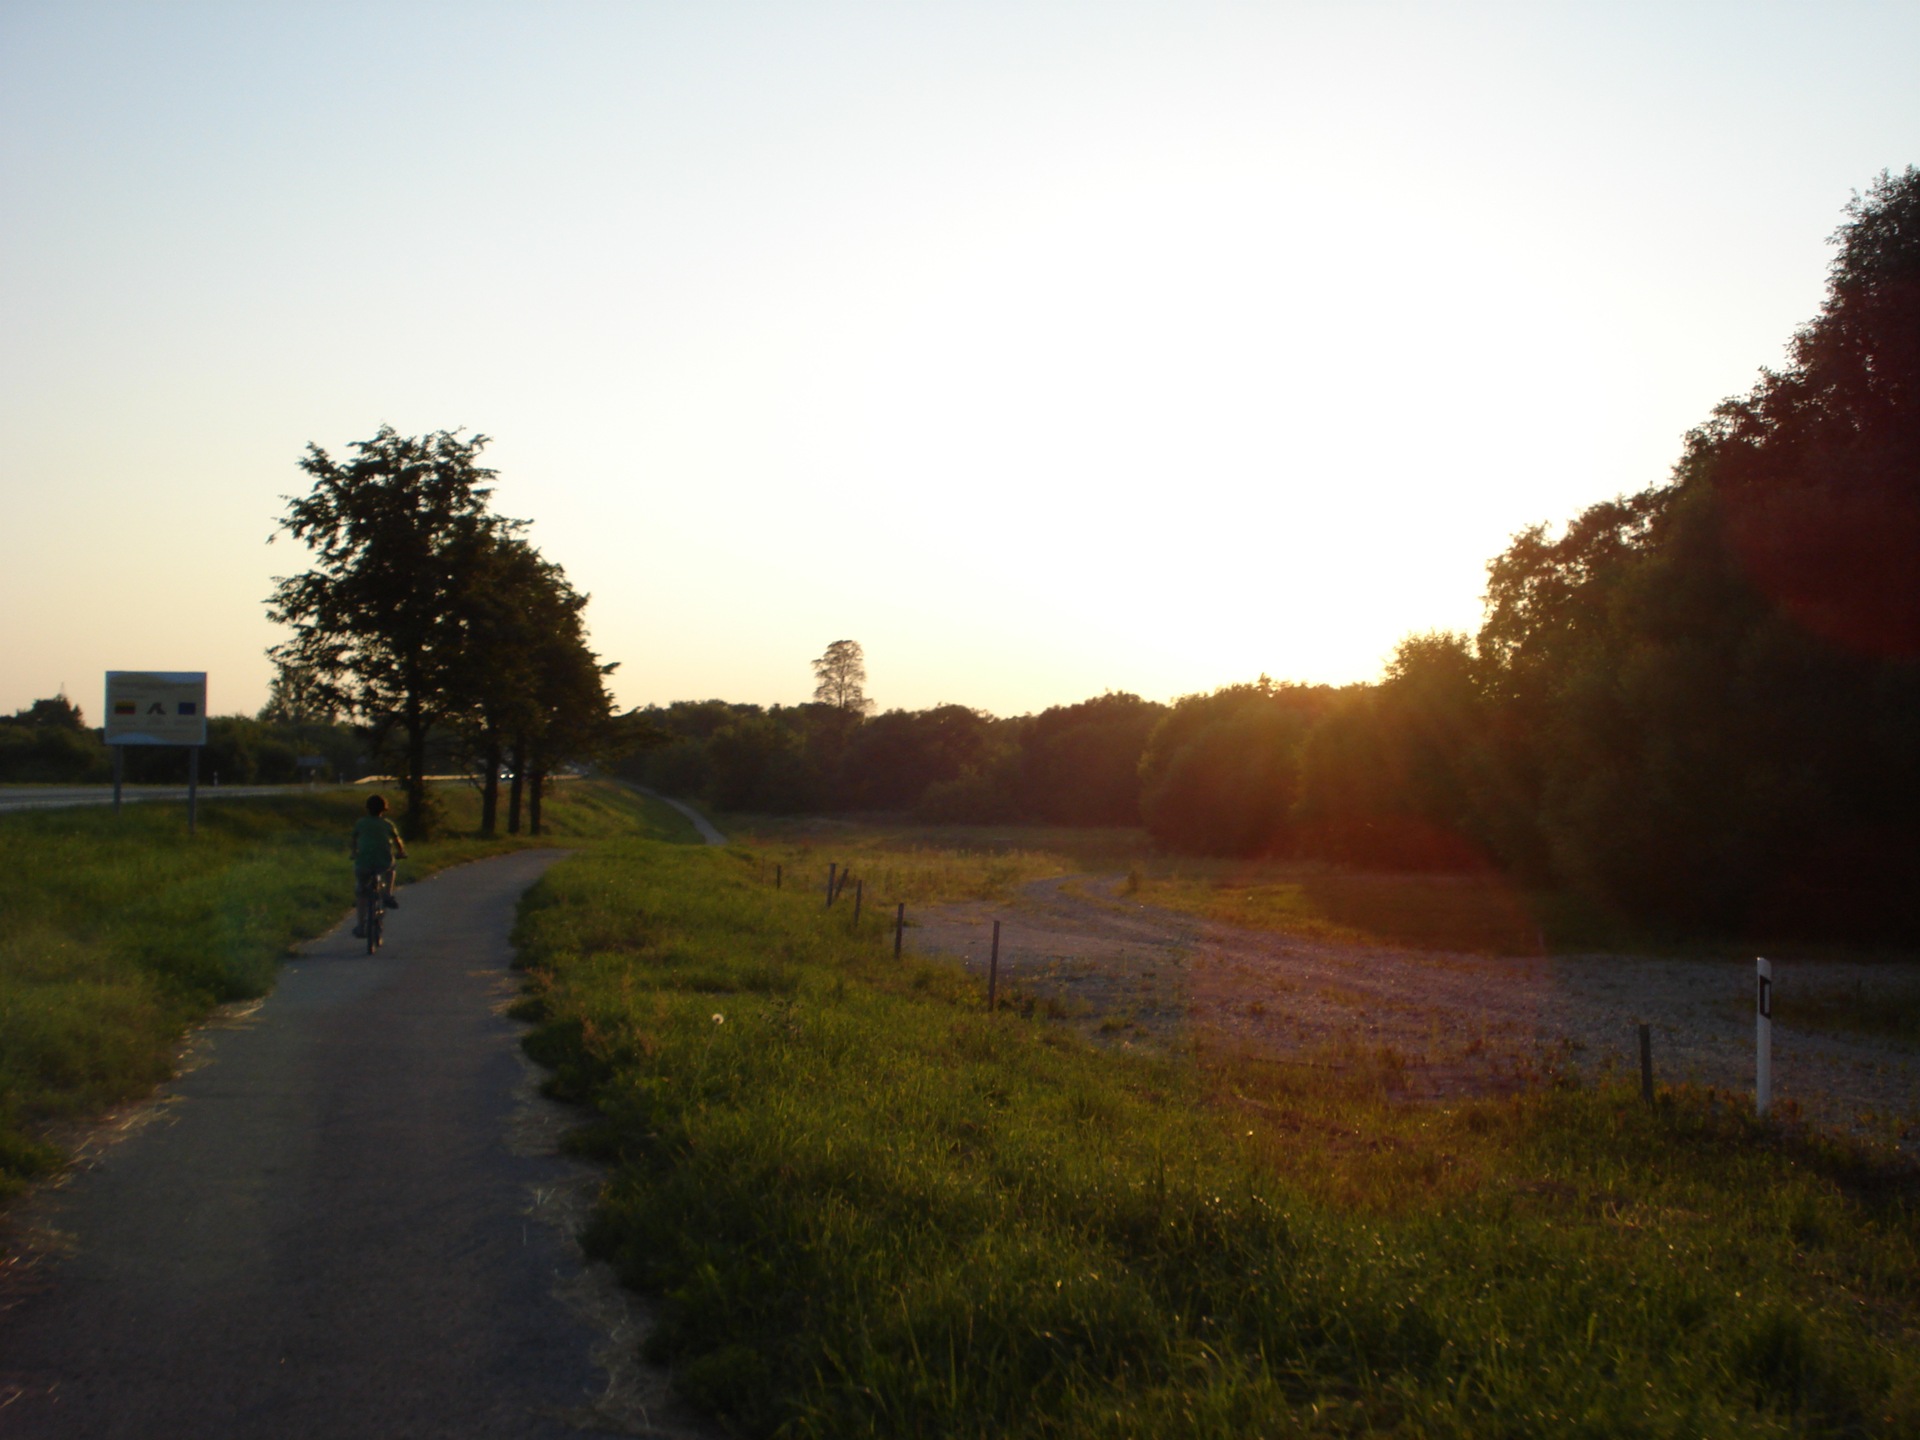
[
  {"left": 0, "top": 849, "right": 688, "bottom": 1438},
  {"left": 621, "top": 785, "right": 726, "bottom": 846}
]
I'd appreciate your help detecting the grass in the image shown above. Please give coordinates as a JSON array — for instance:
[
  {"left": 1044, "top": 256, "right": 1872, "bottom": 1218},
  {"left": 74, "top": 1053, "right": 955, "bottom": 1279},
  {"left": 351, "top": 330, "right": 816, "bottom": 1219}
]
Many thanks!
[
  {"left": 722, "top": 819, "right": 1636, "bottom": 955},
  {"left": 0, "top": 778, "right": 686, "bottom": 1198},
  {"left": 513, "top": 837, "right": 1920, "bottom": 1438},
  {"left": 728, "top": 822, "right": 1912, "bottom": 965},
  {"left": 719, "top": 817, "right": 1140, "bottom": 905},
  {"left": 1760, "top": 981, "right": 1920, "bottom": 1046}
]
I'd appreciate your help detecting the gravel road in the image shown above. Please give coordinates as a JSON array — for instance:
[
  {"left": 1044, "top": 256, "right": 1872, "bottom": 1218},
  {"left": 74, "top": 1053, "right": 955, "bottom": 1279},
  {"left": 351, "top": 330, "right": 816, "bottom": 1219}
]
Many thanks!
[
  {"left": 914, "top": 875, "right": 1920, "bottom": 1155},
  {"left": 0, "top": 850, "right": 701, "bottom": 1439}
]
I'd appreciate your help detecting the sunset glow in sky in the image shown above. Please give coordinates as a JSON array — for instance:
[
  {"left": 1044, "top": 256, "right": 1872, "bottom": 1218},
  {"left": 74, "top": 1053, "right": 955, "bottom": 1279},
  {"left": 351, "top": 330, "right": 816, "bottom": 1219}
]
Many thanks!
[{"left": 3, "top": 3, "right": 1916, "bottom": 719}]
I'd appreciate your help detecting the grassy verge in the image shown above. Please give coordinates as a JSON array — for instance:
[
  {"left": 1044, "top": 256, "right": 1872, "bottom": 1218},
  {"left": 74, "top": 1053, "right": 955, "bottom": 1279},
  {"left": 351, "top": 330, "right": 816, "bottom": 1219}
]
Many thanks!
[
  {"left": 514, "top": 838, "right": 1920, "bottom": 1438},
  {"left": 0, "top": 779, "right": 682, "bottom": 1197},
  {"left": 720, "top": 817, "right": 1144, "bottom": 904}
]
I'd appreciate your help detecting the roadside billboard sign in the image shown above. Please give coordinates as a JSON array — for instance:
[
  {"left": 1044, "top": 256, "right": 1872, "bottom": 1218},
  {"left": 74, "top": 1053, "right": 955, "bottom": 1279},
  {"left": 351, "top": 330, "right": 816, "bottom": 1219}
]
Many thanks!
[{"left": 105, "top": 671, "right": 208, "bottom": 746}]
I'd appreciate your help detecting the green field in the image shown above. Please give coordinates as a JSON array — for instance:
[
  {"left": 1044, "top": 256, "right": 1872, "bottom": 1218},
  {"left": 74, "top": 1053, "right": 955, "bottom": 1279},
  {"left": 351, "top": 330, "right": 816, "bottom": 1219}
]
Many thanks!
[
  {"left": 515, "top": 835, "right": 1920, "bottom": 1438},
  {"left": 0, "top": 780, "right": 688, "bottom": 1196}
]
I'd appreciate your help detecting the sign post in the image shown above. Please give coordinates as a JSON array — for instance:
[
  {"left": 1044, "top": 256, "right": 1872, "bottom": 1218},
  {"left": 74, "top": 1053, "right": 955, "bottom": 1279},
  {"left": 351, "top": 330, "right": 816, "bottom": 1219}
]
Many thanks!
[
  {"left": 104, "top": 672, "right": 208, "bottom": 833},
  {"left": 1755, "top": 957, "right": 1773, "bottom": 1118}
]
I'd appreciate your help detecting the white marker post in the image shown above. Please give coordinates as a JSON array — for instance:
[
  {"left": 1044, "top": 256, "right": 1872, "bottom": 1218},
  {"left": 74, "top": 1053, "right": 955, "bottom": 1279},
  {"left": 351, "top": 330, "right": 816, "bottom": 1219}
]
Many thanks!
[{"left": 1755, "top": 957, "right": 1773, "bottom": 1118}]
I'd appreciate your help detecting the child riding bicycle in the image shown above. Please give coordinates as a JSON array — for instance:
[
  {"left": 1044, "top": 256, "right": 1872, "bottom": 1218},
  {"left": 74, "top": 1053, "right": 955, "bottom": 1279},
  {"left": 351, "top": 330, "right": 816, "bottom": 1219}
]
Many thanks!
[{"left": 351, "top": 793, "right": 407, "bottom": 939}]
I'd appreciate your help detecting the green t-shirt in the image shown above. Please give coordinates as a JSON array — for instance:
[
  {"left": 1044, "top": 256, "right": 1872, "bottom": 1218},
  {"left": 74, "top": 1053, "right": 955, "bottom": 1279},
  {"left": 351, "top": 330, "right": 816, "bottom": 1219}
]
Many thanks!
[{"left": 352, "top": 815, "right": 402, "bottom": 870}]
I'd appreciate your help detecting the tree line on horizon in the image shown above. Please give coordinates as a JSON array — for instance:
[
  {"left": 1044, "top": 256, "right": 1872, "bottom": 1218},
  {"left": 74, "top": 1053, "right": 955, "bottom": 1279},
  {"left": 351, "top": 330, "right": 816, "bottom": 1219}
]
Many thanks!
[
  {"left": 0, "top": 693, "right": 362, "bottom": 789},
  {"left": 624, "top": 168, "right": 1920, "bottom": 943}
]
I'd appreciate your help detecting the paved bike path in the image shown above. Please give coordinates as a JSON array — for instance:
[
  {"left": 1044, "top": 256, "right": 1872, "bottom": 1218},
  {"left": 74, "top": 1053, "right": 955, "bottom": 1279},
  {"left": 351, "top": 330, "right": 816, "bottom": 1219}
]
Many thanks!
[{"left": 0, "top": 849, "right": 632, "bottom": 1439}]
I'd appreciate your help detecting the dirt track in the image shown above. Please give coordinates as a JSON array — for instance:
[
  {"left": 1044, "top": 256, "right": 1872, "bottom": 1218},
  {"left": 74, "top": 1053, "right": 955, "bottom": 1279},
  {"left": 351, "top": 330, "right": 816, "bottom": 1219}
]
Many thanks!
[{"left": 913, "top": 875, "right": 1920, "bottom": 1152}]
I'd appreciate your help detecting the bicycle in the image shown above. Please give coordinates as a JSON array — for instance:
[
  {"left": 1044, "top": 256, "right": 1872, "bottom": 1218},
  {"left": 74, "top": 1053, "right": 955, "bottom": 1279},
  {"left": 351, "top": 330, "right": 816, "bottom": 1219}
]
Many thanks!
[{"left": 356, "top": 868, "right": 389, "bottom": 954}]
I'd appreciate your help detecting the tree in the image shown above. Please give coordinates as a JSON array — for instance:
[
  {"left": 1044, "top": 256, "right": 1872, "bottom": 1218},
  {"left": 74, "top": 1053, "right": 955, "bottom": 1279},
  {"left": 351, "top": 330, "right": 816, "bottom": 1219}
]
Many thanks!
[
  {"left": 1694, "top": 166, "right": 1920, "bottom": 659},
  {"left": 257, "top": 660, "right": 339, "bottom": 725},
  {"left": 14, "top": 694, "right": 87, "bottom": 730},
  {"left": 1294, "top": 634, "right": 1498, "bottom": 870},
  {"left": 0, "top": 694, "right": 106, "bottom": 783},
  {"left": 513, "top": 605, "right": 619, "bottom": 836},
  {"left": 811, "top": 640, "right": 873, "bottom": 715},
  {"left": 1464, "top": 170, "right": 1920, "bottom": 935},
  {"left": 1021, "top": 692, "right": 1166, "bottom": 825},
  {"left": 267, "top": 426, "right": 519, "bottom": 839},
  {"left": 441, "top": 534, "right": 566, "bottom": 835},
  {"left": 841, "top": 704, "right": 995, "bottom": 809},
  {"left": 1138, "top": 680, "right": 1335, "bottom": 855}
]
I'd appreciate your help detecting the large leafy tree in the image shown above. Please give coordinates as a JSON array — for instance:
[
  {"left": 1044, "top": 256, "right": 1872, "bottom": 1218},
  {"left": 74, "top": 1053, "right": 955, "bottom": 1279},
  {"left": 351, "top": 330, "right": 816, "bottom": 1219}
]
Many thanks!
[
  {"left": 444, "top": 534, "right": 562, "bottom": 835},
  {"left": 1700, "top": 168, "right": 1920, "bottom": 659},
  {"left": 511, "top": 587, "right": 620, "bottom": 836},
  {"left": 267, "top": 426, "right": 520, "bottom": 838},
  {"left": 1468, "top": 168, "right": 1920, "bottom": 935}
]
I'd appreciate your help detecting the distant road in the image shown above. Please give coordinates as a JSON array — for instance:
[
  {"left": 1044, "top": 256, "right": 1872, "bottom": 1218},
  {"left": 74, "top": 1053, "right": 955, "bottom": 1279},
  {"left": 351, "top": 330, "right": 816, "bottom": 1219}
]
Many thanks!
[{"left": 0, "top": 784, "right": 336, "bottom": 814}]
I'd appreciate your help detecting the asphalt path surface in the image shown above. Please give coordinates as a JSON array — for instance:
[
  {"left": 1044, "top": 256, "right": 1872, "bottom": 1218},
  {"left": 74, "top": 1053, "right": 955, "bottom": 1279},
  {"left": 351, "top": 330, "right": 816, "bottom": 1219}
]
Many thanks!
[{"left": 0, "top": 849, "right": 656, "bottom": 1439}]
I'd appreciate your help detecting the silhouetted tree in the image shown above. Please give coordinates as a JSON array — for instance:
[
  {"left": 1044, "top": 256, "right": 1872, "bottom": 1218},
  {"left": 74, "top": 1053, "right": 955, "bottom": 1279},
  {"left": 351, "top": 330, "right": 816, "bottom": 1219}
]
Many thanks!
[
  {"left": 811, "top": 640, "right": 873, "bottom": 716},
  {"left": 1139, "top": 680, "right": 1335, "bottom": 855},
  {"left": 0, "top": 695, "right": 106, "bottom": 782},
  {"left": 13, "top": 694, "right": 87, "bottom": 731},
  {"left": 258, "top": 660, "right": 339, "bottom": 725},
  {"left": 1295, "top": 634, "right": 1494, "bottom": 869},
  {"left": 1022, "top": 692, "right": 1166, "bottom": 825},
  {"left": 1466, "top": 169, "right": 1920, "bottom": 935},
  {"left": 442, "top": 535, "right": 578, "bottom": 835},
  {"left": 268, "top": 426, "right": 519, "bottom": 838},
  {"left": 841, "top": 704, "right": 994, "bottom": 809}
]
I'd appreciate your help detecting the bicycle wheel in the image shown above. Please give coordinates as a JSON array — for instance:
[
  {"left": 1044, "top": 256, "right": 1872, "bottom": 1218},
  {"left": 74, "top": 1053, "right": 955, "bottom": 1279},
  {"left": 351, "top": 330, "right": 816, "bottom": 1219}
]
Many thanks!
[{"left": 367, "top": 900, "right": 382, "bottom": 954}]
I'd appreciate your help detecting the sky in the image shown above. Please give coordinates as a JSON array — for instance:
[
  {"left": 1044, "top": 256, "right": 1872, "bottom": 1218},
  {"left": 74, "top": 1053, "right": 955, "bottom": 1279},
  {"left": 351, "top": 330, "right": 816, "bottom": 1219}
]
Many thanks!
[{"left": 3, "top": 2, "right": 1916, "bottom": 722}]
